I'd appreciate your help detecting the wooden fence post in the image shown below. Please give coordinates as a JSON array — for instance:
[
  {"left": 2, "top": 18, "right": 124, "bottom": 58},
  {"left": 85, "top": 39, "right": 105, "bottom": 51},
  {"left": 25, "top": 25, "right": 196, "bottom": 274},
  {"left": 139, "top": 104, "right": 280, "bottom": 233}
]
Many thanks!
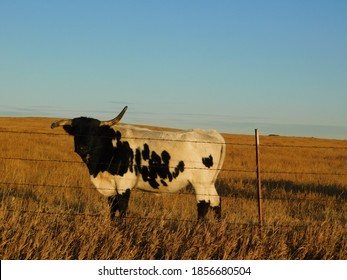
[{"left": 255, "top": 129, "right": 263, "bottom": 231}]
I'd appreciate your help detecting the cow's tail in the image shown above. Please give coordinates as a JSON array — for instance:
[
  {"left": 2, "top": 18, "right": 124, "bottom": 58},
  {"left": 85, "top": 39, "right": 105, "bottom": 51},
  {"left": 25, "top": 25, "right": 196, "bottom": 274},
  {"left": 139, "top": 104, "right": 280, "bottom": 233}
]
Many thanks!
[{"left": 213, "top": 136, "right": 226, "bottom": 183}]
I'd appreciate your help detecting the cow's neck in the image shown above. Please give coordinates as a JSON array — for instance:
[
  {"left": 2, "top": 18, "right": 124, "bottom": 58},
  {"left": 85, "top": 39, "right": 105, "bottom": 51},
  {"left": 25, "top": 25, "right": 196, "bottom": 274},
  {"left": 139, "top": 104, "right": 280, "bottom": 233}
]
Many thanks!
[
  {"left": 85, "top": 146, "right": 114, "bottom": 177},
  {"left": 85, "top": 130, "right": 134, "bottom": 178}
]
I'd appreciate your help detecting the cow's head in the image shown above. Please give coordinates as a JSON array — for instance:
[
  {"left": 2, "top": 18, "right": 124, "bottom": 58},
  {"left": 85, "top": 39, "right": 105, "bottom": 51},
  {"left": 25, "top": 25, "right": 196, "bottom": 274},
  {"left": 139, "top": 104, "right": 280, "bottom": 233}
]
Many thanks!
[{"left": 51, "top": 106, "right": 128, "bottom": 160}]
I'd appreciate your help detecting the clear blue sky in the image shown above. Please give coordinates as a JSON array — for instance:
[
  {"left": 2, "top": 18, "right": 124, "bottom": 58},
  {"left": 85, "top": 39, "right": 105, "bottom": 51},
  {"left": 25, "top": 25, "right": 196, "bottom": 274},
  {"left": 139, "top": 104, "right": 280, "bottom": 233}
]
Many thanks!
[{"left": 1, "top": 0, "right": 346, "bottom": 139}]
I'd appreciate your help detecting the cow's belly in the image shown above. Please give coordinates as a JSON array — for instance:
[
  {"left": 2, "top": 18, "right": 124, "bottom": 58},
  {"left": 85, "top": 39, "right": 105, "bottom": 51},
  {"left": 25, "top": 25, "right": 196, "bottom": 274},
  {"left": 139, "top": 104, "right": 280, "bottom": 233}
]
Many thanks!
[
  {"left": 91, "top": 171, "right": 190, "bottom": 196},
  {"left": 90, "top": 172, "right": 117, "bottom": 197},
  {"left": 135, "top": 178, "right": 190, "bottom": 193}
]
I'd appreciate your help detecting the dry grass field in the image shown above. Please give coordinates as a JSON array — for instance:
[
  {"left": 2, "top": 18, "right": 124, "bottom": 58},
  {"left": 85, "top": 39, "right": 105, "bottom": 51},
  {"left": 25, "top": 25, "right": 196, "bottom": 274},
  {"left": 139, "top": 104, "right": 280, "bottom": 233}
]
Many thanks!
[{"left": 0, "top": 117, "right": 346, "bottom": 259}]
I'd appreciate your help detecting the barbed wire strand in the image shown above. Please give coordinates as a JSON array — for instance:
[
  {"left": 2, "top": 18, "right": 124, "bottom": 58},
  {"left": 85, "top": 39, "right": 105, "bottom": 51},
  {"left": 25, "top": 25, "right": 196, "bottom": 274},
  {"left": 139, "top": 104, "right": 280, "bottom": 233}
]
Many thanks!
[
  {"left": 0, "top": 129, "right": 250, "bottom": 146},
  {"left": 1, "top": 180, "right": 346, "bottom": 203},
  {"left": 1, "top": 129, "right": 347, "bottom": 149},
  {"left": 0, "top": 180, "right": 247, "bottom": 200},
  {"left": 0, "top": 155, "right": 256, "bottom": 174},
  {"left": 0, "top": 208, "right": 342, "bottom": 230},
  {"left": 1, "top": 155, "right": 347, "bottom": 177}
]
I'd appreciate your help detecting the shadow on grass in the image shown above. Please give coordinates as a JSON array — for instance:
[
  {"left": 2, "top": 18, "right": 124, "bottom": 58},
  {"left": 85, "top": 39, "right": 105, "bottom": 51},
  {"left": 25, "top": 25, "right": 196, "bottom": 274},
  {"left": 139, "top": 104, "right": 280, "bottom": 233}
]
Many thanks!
[
  {"left": 262, "top": 179, "right": 347, "bottom": 200},
  {"left": 216, "top": 178, "right": 347, "bottom": 200}
]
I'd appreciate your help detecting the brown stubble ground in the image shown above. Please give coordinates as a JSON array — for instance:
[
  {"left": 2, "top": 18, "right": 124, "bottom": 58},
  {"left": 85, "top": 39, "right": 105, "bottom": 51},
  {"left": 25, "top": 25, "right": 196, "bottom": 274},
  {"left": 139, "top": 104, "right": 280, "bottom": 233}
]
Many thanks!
[{"left": 0, "top": 117, "right": 346, "bottom": 259}]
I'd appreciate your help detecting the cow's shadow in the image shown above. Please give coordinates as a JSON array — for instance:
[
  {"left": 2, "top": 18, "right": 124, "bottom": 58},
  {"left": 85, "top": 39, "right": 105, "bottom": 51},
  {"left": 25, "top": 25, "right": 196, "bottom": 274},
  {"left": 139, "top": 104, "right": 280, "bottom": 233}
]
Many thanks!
[{"left": 216, "top": 178, "right": 347, "bottom": 200}]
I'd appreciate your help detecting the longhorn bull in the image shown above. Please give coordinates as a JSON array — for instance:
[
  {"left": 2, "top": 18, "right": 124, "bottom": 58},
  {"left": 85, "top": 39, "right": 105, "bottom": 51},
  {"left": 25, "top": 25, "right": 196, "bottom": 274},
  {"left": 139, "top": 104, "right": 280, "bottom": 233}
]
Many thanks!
[{"left": 51, "top": 106, "right": 226, "bottom": 223}]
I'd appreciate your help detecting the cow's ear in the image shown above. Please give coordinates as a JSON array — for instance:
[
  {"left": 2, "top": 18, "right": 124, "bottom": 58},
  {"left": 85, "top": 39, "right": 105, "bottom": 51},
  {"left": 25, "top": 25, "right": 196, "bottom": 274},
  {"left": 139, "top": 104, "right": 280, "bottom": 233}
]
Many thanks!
[{"left": 62, "top": 125, "right": 74, "bottom": 135}]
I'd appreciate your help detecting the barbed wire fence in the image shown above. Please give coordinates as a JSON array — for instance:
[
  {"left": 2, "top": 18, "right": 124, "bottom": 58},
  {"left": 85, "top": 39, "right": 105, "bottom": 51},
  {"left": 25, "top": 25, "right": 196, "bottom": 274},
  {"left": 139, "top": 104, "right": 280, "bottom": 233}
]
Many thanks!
[{"left": 0, "top": 128, "right": 347, "bottom": 229}]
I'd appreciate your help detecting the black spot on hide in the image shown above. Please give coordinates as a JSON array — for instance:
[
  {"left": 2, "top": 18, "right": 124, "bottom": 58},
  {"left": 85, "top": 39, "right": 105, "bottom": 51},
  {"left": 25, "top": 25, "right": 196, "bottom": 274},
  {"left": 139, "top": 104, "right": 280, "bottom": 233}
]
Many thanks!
[
  {"left": 202, "top": 155, "right": 213, "bottom": 168},
  {"left": 135, "top": 144, "right": 185, "bottom": 189},
  {"left": 109, "top": 131, "right": 134, "bottom": 176},
  {"left": 173, "top": 161, "right": 185, "bottom": 178},
  {"left": 142, "top": 144, "right": 150, "bottom": 161}
]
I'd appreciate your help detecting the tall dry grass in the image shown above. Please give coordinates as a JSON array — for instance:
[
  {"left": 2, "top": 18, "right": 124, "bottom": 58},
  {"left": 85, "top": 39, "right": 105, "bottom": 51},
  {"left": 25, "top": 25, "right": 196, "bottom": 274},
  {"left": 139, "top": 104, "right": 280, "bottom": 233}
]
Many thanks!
[{"left": 0, "top": 117, "right": 346, "bottom": 259}]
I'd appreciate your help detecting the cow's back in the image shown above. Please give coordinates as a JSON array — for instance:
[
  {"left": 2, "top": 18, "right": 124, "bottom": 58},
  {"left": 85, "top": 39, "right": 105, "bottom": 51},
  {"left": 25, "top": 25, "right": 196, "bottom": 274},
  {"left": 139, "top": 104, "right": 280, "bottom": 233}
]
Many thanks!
[{"left": 112, "top": 124, "right": 226, "bottom": 193}]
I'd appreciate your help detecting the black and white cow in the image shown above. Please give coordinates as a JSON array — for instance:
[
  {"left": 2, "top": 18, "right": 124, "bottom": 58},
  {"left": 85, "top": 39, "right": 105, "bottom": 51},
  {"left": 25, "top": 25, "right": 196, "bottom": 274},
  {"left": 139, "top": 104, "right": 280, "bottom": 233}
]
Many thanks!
[{"left": 51, "top": 106, "right": 226, "bottom": 222}]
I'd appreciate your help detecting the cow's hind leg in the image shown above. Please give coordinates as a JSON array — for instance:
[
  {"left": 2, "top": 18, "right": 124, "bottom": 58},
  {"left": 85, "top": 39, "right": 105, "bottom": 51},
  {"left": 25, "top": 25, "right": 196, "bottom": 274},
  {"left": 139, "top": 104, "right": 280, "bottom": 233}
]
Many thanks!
[
  {"left": 197, "top": 199, "right": 221, "bottom": 220},
  {"left": 211, "top": 197, "right": 221, "bottom": 220},
  {"left": 197, "top": 200, "right": 210, "bottom": 220},
  {"left": 193, "top": 183, "right": 221, "bottom": 220},
  {"left": 107, "top": 189, "right": 131, "bottom": 224}
]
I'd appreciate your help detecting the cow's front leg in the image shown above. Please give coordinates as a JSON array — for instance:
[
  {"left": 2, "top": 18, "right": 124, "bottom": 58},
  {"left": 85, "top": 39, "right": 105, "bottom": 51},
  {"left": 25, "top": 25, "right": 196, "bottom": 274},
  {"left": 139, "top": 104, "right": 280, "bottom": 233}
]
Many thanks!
[
  {"left": 107, "top": 189, "right": 131, "bottom": 225},
  {"left": 107, "top": 196, "right": 118, "bottom": 221},
  {"left": 197, "top": 200, "right": 210, "bottom": 220}
]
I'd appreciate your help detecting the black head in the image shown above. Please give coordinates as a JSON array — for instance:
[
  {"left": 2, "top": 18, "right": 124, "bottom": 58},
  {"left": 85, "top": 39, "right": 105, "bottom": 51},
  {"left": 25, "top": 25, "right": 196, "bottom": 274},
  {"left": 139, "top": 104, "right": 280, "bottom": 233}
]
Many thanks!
[
  {"left": 63, "top": 117, "right": 104, "bottom": 159},
  {"left": 51, "top": 106, "right": 128, "bottom": 161}
]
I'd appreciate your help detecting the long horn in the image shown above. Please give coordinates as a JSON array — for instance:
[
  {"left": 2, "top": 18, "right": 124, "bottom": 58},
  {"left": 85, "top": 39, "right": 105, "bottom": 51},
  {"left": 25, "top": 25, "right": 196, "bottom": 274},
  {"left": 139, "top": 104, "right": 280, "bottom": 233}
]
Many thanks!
[
  {"left": 51, "top": 119, "right": 72, "bottom": 129},
  {"left": 100, "top": 106, "right": 128, "bottom": 126}
]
